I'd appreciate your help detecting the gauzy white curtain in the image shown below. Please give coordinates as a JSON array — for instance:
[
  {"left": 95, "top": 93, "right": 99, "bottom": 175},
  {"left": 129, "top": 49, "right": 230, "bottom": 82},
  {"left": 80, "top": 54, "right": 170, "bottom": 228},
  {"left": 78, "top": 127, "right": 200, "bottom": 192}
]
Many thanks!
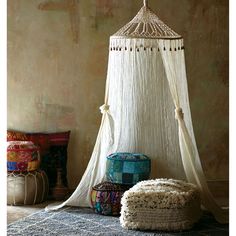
[
  {"left": 46, "top": 52, "right": 116, "bottom": 208},
  {"left": 46, "top": 37, "right": 185, "bottom": 210},
  {"left": 159, "top": 39, "right": 228, "bottom": 224},
  {"left": 46, "top": 37, "right": 228, "bottom": 224},
  {"left": 107, "top": 38, "right": 185, "bottom": 180}
]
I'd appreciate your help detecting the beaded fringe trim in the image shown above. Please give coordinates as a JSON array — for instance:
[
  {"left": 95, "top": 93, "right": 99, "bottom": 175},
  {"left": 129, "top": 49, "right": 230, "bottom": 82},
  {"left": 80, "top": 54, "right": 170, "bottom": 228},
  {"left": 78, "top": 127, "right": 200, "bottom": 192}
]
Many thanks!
[{"left": 109, "top": 38, "right": 184, "bottom": 52}]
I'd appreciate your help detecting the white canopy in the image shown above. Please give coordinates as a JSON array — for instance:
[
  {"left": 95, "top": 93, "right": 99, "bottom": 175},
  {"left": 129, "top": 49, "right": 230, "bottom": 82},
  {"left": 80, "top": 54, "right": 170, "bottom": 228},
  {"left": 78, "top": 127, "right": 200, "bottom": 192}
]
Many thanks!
[{"left": 47, "top": 1, "right": 228, "bottom": 223}]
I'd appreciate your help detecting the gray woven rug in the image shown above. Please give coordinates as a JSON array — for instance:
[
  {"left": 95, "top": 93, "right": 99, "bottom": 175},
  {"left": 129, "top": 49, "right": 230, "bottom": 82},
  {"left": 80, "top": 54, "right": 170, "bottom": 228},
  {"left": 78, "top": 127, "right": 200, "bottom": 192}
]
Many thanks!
[{"left": 7, "top": 207, "right": 228, "bottom": 236}]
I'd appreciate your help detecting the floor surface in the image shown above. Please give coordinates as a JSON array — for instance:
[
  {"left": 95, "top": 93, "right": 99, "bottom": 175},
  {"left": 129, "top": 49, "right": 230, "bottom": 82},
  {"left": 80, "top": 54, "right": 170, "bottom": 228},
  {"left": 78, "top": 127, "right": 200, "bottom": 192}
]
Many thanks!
[
  {"left": 7, "top": 206, "right": 229, "bottom": 236},
  {"left": 7, "top": 201, "right": 62, "bottom": 224}
]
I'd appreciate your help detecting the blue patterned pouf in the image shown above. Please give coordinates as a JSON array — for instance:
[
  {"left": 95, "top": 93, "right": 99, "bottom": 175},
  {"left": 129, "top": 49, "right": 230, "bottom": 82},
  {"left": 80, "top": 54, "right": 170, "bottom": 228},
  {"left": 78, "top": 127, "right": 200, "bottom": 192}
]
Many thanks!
[{"left": 106, "top": 153, "right": 151, "bottom": 185}]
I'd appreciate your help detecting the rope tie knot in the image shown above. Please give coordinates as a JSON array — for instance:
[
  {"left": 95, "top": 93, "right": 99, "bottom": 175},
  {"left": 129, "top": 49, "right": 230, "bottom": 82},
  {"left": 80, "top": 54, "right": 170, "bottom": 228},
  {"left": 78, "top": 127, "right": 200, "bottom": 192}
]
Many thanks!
[
  {"left": 100, "top": 104, "right": 110, "bottom": 114},
  {"left": 175, "top": 107, "right": 184, "bottom": 120}
]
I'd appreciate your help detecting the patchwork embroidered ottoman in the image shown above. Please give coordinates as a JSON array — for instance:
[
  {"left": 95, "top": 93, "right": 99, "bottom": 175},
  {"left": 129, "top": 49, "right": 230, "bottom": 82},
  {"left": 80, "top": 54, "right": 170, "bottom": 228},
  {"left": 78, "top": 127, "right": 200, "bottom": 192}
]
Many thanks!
[
  {"left": 7, "top": 170, "right": 49, "bottom": 205},
  {"left": 120, "top": 179, "right": 202, "bottom": 231},
  {"left": 106, "top": 153, "right": 151, "bottom": 185},
  {"left": 91, "top": 181, "right": 131, "bottom": 215},
  {"left": 7, "top": 141, "right": 41, "bottom": 172}
]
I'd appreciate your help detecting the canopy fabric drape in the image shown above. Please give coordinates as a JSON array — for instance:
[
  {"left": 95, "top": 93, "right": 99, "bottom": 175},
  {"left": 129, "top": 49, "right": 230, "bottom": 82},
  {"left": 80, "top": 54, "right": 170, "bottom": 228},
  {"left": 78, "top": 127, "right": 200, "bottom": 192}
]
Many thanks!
[
  {"left": 159, "top": 39, "right": 228, "bottom": 223},
  {"left": 46, "top": 3, "right": 228, "bottom": 224}
]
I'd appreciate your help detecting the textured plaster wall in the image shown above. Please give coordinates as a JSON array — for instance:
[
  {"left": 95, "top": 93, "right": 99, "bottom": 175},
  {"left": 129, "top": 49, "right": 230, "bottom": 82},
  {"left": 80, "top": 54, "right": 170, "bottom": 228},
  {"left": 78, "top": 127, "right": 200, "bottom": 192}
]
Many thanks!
[{"left": 8, "top": 0, "right": 228, "bottom": 188}]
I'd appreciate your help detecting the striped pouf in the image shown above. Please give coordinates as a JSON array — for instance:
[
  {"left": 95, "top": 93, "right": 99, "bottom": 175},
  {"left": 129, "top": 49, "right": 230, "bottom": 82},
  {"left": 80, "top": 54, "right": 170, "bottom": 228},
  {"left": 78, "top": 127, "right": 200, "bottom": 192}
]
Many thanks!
[{"left": 7, "top": 170, "right": 49, "bottom": 205}]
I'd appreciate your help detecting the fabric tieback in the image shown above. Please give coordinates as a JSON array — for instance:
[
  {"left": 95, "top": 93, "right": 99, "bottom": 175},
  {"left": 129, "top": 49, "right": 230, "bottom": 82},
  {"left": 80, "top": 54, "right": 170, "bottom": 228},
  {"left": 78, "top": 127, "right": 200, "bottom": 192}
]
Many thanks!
[
  {"left": 175, "top": 107, "right": 184, "bottom": 120},
  {"left": 100, "top": 104, "right": 110, "bottom": 114}
]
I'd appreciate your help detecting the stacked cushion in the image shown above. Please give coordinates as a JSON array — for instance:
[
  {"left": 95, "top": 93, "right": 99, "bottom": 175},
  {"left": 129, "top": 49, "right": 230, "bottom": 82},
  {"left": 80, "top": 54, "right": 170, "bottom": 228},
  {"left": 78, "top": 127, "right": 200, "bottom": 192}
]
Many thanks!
[
  {"left": 7, "top": 141, "right": 40, "bottom": 172},
  {"left": 106, "top": 152, "right": 151, "bottom": 185},
  {"left": 7, "top": 170, "right": 49, "bottom": 205},
  {"left": 120, "top": 178, "right": 201, "bottom": 231},
  {"left": 91, "top": 182, "right": 131, "bottom": 216},
  {"left": 91, "top": 152, "right": 151, "bottom": 216},
  {"left": 7, "top": 130, "right": 70, "bottom": 200}
]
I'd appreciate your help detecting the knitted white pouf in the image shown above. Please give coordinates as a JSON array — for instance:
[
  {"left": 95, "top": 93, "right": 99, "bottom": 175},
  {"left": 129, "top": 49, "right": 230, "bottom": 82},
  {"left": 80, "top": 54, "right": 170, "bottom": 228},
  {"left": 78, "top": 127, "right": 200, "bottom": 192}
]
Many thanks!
[{"left": 120, "top": 179, "right": 202, "bottom": 231}]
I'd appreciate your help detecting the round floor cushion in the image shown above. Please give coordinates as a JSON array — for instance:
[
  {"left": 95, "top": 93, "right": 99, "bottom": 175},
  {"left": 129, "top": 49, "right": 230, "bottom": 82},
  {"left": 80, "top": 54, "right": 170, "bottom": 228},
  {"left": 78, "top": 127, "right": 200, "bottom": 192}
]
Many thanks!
[
  {"left": 7, "top": 141, "right": 41, "bottom": 172},
  {"left": 7, "top": 170, "right": 49, "bottom": 205},
  {"left": 120, "top": 178, "right": 202, "bottom": 231},
  {"left": 91, "top": 181, "right": 131, "bottom": 216},
  {"left": 106, "top": 152, "right": 151, "bottom": 185}
]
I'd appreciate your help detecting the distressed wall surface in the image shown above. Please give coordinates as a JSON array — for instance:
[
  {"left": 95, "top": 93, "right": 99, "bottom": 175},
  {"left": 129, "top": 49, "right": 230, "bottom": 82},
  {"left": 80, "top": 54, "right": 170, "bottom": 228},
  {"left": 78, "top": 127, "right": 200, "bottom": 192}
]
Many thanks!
[{"left": 8, "top": 0, "right": 229, "bottom": 188}]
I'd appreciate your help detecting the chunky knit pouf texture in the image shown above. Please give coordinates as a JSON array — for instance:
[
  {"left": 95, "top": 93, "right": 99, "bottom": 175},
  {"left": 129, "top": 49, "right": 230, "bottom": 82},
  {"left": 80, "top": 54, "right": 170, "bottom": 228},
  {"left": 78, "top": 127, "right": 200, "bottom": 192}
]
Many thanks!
[{"left": 120, "top": 179, "right": 202, "bottom": 231}]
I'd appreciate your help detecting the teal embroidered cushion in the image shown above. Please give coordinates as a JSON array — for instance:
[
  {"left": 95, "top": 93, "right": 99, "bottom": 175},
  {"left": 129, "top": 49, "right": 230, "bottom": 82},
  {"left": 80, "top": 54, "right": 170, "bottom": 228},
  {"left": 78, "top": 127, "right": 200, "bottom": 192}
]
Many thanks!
[{"left": 106, "top": 152, "right": 151, "bottom": 185}]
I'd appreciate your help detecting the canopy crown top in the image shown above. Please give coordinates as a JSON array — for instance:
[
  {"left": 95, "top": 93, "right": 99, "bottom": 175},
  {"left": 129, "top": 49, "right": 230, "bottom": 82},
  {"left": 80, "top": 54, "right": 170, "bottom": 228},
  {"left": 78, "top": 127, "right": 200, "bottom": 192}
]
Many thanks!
[{"left": 111, "top": 3, "right": 181, "bottom": 40}]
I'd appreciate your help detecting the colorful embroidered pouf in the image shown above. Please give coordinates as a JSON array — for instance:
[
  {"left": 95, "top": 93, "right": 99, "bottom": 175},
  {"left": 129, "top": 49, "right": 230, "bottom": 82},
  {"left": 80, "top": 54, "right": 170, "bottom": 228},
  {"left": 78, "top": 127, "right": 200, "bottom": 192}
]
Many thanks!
[
  {"left": 7, "top": 170, "right": 49, "bottom": 205},
  {"left": 120, "top": 179, "right": 202, "bottom": 231},
  {"left": 106, "top": 153, "right": 151, "bottom": 185},
  {"left": 91, "top": 181, "right": 131, "bottom": 216},
  {"left": 7, "top": 141, "right": 41, "bottom": 172}
]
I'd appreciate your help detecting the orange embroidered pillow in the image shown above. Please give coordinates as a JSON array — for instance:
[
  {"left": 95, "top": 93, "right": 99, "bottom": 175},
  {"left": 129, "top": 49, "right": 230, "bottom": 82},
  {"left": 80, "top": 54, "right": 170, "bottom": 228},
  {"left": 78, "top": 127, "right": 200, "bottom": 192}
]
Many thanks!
[{"left": 7, "top": 130, "right": 28, "bottom": 141}]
